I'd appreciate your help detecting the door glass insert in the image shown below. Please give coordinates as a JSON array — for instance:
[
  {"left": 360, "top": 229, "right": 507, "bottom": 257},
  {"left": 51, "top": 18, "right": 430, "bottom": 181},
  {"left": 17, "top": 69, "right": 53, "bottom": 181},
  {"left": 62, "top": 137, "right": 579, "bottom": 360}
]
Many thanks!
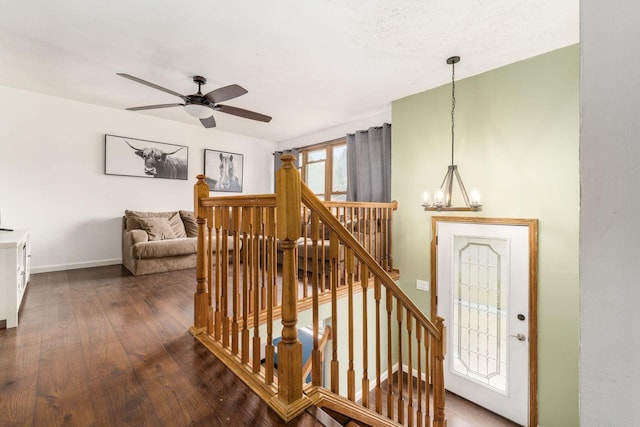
[{"left": 451, "top": 236, "right": 509, "bottom": 394}]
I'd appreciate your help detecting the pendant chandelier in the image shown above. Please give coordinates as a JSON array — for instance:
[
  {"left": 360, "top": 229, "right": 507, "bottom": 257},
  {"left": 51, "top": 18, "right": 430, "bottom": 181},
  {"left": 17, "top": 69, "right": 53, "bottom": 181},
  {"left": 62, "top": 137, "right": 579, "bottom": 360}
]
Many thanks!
[{"left": 422, "top": 56, "right": 482, "bottom": 211}]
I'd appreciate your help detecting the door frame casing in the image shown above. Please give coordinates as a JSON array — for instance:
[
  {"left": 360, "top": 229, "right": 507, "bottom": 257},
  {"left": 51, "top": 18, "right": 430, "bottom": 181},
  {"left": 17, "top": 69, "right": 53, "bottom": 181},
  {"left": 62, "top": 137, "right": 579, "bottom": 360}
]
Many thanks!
[{"left": 431, "top": 216, "right": 538, "bottom": 426}]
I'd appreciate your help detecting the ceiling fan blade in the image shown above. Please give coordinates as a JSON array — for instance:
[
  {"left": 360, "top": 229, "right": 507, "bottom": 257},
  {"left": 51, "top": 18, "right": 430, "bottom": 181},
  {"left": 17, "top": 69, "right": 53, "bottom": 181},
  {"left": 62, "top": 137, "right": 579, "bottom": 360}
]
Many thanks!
[
  {"left": 200, "top": 116, "right": 217, "bottom": 128},
  {"left": 204, "top": 84, "right": 248, "bottom": 104},
  {"left": 125, "top": 103, "right": 185, "bottom": 111},
  {"left": 117, "top": 73, "right": 188, "bottom": 101},
  {"left": 216, "top": 104, "right": 272, "bottom": 122}
]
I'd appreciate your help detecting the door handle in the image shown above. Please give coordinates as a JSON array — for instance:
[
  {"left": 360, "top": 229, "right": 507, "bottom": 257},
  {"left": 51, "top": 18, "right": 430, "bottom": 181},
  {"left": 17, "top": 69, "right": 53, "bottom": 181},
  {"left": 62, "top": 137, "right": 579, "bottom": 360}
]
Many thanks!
[{"left": 510, "top": 333, "right": 526, "bottom": 342}]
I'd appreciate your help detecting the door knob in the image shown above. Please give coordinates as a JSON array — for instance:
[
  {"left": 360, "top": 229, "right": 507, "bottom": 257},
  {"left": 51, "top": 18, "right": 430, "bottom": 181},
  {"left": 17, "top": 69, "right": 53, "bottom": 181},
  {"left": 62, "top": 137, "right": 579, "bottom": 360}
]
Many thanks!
[
  {"left": 510, "top": 333, "right": 526, "bottom": 341},
  {"left": 517, "top": 314, "right": 525, "bottom": 321}
]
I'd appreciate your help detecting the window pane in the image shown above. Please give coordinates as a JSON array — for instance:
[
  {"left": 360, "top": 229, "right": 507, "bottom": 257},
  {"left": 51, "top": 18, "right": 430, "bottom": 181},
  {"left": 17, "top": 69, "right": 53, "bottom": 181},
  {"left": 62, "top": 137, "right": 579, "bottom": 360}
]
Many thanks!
[
  {"left": 307, "top": 149, "right": 326, "bottom": 162},
  {"left": 307, "top": 162, "right": 325, "bottom": 194},
  {"left": 332, "top": 145, "right": 347, "bottom": 192},
  {"left": 331, "top": 193, "right": 347, "bottom": 201}
]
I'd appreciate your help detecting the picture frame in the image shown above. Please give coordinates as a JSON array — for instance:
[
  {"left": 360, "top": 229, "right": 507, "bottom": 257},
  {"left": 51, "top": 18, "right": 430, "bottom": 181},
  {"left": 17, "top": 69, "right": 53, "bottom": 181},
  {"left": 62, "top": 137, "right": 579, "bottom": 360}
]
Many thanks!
[
  {"left": 204, "top": 149, "right": 244, "bottom": 192},
  {"left": 104, "top": 134, "right": 188, "bottom": 180}
]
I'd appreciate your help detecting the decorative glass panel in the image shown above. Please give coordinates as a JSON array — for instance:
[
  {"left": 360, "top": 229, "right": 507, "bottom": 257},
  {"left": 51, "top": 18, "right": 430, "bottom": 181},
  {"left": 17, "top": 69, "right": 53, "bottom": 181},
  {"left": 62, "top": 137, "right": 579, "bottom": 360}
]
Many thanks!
[{"left": 451, "top": 236, "right": 509, "bottom": 394}]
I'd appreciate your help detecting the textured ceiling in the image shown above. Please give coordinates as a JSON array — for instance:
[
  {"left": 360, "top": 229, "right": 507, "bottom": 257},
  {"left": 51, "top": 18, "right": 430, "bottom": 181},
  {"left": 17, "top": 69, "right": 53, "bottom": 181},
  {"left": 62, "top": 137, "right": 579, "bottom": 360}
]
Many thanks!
[{"left": 0, "top": 0, "right": 579, "bottom": 143}]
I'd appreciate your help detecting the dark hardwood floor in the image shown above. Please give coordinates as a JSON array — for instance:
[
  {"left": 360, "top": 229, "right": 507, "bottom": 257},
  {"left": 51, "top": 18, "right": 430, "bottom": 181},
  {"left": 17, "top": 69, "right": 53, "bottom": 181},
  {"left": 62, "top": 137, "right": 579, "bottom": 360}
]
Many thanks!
[{"left": 0, "top": 265, "right": 518, "bottom": 426}]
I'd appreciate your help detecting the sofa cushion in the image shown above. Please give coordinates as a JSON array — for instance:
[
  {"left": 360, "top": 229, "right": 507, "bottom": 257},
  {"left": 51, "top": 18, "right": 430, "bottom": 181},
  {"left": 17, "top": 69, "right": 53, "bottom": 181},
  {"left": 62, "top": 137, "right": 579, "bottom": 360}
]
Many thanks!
[
  {"left": 131, "top": 238, "right": 197, "bottom": 259},
  {"left": 180, "top": 210, "right": 198, "bottom": 237},
  {"left": 169, "top": 212, "right": 187, "bottom": 238},
  {"left": 137, "top": 217, "right": 176, "bottom": 241},
  {"left": 125, "top": 210, "right": 175, "bottom": 231}
]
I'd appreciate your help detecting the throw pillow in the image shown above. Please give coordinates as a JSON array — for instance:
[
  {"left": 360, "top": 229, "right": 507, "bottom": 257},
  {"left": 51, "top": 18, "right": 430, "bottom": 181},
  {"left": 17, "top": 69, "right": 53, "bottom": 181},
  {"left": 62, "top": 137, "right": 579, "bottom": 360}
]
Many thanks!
[
  {"left": 180, "top": 210, "right": 198, "bottom": 237},
  {"left": 137, "top": 217, "right": 176, "bottom": 241},
  {"left": 124, "top": 210, "right": 174, "bottom": 231},
  {"left": 168, "top": 212, "right": 187, "bottom": 238}
]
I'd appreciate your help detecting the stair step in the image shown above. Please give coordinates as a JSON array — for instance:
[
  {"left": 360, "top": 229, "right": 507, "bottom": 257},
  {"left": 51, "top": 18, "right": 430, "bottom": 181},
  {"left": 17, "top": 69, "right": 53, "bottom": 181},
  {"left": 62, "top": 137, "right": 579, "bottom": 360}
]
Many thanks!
[{"left": 304, "top": 405, "right": 344, "bottom": 427}]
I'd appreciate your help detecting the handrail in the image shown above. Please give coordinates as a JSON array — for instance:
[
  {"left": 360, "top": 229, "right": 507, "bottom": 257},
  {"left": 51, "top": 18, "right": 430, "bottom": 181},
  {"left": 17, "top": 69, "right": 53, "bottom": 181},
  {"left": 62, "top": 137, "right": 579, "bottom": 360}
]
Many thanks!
[
  {"left": 302, "top": 325, "right": 331, "bottom": 382},
  {"left": 300, "top": 182, "right": 441, "bottom": 339}
]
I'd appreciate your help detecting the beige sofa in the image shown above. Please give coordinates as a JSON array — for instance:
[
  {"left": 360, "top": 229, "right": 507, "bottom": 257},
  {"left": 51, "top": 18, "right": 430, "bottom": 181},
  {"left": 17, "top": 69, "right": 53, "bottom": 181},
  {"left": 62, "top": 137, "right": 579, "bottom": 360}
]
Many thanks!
[{"left": 122, "top": 209, "right": 237, "bottom": 276}]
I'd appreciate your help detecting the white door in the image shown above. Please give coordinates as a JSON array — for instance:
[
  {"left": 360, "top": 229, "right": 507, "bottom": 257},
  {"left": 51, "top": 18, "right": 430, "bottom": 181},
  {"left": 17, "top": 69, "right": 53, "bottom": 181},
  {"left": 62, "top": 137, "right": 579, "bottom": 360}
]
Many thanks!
[{"left": 436, "top": 221, "right": 530, "bottom": 425}]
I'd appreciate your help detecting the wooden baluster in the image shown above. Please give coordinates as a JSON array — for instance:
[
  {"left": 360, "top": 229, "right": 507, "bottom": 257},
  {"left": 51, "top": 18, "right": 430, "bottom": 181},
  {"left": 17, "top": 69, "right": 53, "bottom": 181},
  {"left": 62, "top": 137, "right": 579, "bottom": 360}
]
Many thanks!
[
  {"left": 397, "top": 299, "right": 404, "bottom": 425},
  {"left": 338, "top": 207, "right": 347, "bottom": 284},
  {"left": 346, "top": 247, "right": 355, "bottom": 401},
  {"left": 320, "top": 225, "right": 327, "bottom": 292},
  {"left": 310, "top": 213, "right": 322, "bottom": 386},
  {"left": 365, "top": 207, "right": 371, "bottom": 264},
  {"left": 207, "top": 206, "right": 214, "bottom": 334},
  {"left": 193, "top": 174, "right": 209, "bottom": 331},
  {"left": 382, "top": 206, "right": 390, "bottom": 271},
  {"left": 372, "top": 207, "right": 379, "bottom": 266},
  {"left": 260, "top": 207, "right": 268, "bottom": 310},
  {"left": 433, "top": 317, "right": 447, "bottom": 427},
  {"left": 270, "top": 206, "right": 279, "bottom": 308},
  {"left": 361, "top": 264, "right": 370, "bottom": 408},
  {"left": 214, "top": 207, "right": 223, "bottom": 341},
  {"left": 330, "top": 230, "right": 339, "bottom": 394},
  {"left": 221, "top": 207, "right": 230, "bottom": 348},
  {"left": 389, "top": 201, "right": 397, "bottom": 271},
  {"left": 375, "top": 277, "right": 382, "bottom": 414},
  {"left": 407, "top": 309, "right": 414, "bottom": 427},
  {"left": 265, "top": 207, "right": 276, "bottom": 384},
  {"left": 231, "top": 207, "right": 241, "bottom": 355},
  {"left": 275, "top": 154, "right": 303, "bottom": 404},
  {"left": 416, "top": 323, "right": 423, "bottom": 427},
  {"left": 252, "top": 206, "right": 261, "bottom": 371},
  {"left": 301, "top": 206, "right": 309, "bottom": 296},
  {"left": 386, "top": 287, "right": 394, "bottom": 420},
  {"left": 241, "top": 207, "right": 251, "bottom": 364},
  {"left": 425, "top": 331, "right": 431, "bottom": 427},
  {"left": 346, "top": 206, "right": 355, "bottom": 280}
]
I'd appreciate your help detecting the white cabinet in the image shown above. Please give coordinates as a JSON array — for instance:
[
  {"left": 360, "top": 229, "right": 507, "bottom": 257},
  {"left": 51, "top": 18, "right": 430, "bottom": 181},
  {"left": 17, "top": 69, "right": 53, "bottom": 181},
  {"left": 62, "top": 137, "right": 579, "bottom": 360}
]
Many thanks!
[{"left": 0, "top": 230, "right": 30, "bottom": 328}]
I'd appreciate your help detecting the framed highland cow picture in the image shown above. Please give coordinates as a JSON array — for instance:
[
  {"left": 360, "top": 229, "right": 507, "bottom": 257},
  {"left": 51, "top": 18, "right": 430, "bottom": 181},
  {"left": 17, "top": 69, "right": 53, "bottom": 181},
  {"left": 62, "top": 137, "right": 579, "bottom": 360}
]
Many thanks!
[
  {"left": 204, "top": 149, "right": 243, "bottom": 192},
  {"left": 104, "top": 134, "right": 189, "bottom": 180}
]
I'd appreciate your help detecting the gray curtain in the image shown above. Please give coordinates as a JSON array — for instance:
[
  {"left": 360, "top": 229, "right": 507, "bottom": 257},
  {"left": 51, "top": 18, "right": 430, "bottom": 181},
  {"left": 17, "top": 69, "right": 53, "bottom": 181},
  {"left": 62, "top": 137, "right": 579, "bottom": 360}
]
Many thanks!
[
  {"left": 346, "top": 123, "right": 391, "bottom": 202},
  {"left": 273, "top": 149, "right": 300, "bottom": 191}
]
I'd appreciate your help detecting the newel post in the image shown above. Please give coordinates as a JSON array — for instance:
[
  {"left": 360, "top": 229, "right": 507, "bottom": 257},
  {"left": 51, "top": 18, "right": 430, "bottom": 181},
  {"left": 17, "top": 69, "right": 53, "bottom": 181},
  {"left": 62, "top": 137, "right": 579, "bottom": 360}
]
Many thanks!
[
  {"left": 193, "top": 174, "right": 210, "bottom": 331},
  {"left": 275, "top": 154, "right": 303, "bottom": 404},
  {"left": 433, "top": 316, "right": 447, "bottom": 427}
]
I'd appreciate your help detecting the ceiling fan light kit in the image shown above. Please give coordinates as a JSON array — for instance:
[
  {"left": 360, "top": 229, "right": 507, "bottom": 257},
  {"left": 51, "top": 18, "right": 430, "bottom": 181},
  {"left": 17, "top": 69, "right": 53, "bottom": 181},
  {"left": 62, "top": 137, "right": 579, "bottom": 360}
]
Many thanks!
[
  {"left": 117, "top": 73, "right": 272, "bottom": 128},
  {"left": 184, "top": 103, "right": 213, "bottom": 119}
]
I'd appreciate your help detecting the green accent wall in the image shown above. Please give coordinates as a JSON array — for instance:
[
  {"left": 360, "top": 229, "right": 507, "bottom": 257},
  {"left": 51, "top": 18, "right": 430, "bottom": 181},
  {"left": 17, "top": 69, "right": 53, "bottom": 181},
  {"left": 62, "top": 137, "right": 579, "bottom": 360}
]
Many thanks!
[{"left": 391, "top": 45, "right": 579, "bottom": 426}]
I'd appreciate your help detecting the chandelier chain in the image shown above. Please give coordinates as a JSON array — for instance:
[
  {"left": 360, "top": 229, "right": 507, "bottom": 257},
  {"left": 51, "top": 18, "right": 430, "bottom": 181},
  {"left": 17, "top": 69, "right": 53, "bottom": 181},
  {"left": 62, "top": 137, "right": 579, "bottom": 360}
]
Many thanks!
[{"left": 451, "top": 59, "right": 456, "bottom": 167}]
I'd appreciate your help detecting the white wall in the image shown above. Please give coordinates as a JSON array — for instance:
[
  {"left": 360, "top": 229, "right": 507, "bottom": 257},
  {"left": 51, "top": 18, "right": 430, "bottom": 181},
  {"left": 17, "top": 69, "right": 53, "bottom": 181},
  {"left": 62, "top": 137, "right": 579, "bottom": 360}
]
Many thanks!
[
  {"left": 0, "top": 85, "right": 275, "bottom": 273},
  {"left": 580, "top": 1, "right": 640, "bottom": 425}
]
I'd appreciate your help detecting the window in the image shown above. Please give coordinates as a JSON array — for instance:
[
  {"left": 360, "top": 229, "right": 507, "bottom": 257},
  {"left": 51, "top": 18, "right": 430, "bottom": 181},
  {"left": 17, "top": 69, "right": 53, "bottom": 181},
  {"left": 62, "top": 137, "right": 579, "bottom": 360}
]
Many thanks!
[{"left": 300, "top": 138, "right": 347, "bottom": 201}]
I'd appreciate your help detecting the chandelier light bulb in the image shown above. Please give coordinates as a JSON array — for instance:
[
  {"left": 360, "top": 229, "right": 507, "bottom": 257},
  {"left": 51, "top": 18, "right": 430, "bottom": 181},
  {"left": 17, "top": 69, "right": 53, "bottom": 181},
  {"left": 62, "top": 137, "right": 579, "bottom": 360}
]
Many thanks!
[
  {"left": 470, "top": 188, "right": 482, "bottom": 207},
  {"left": 422, "top": 191, "right": 431, "bottom": 206}
]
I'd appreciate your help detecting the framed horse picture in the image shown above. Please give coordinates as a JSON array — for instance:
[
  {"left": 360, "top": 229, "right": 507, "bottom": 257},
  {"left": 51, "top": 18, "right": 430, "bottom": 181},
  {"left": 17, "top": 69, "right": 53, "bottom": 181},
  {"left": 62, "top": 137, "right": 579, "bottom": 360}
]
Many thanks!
[{"left": 204, "top": 149, "right": 243, "bottom": 192}]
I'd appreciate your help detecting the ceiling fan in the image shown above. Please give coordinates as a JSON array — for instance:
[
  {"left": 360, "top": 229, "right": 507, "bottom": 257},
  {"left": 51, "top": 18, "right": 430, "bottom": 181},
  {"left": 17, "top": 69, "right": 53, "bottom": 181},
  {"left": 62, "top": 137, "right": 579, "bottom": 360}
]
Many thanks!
[{"left": 116, "top": 73, "right": 272, "bottom": 128}]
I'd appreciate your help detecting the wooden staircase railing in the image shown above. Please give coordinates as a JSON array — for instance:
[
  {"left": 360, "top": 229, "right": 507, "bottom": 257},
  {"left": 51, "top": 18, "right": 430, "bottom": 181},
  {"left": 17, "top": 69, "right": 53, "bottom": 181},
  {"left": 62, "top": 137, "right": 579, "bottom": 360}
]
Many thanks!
[{"left": 190, "top": 155, "right": 446, "bottom": 426}]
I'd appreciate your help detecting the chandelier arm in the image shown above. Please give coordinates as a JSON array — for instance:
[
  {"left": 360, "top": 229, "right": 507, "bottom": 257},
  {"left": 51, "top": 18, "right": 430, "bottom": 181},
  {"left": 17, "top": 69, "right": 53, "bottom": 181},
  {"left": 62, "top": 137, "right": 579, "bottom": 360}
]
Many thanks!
[
  {"left": 453, "top": 166, "right": 471, "bottom": 207},
  {"left": 444, "top": 166, "right": 455, "bottom": 207}
]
